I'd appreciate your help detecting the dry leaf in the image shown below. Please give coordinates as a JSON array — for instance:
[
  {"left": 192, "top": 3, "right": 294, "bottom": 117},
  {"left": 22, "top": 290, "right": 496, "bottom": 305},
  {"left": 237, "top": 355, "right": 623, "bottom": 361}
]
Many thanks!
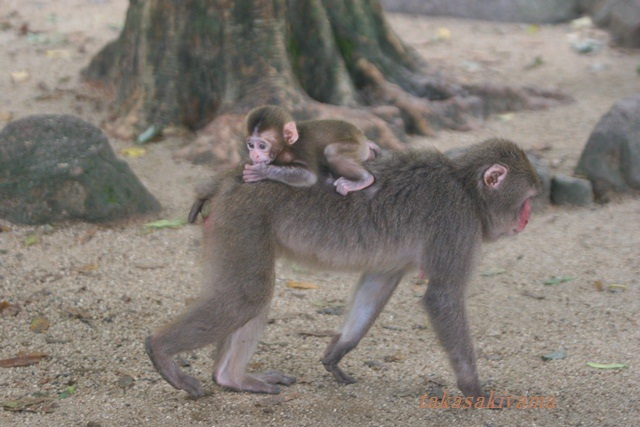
[
  {"left": 65, "top": 307, "right": 92, "bottom": 321},
  {"left": 76, "top": 263, "right": 99, "bottom": 272},
  {"left": 316, "top": 305, "right": 344, "bottom": 315},
  {"left": 0, "top": 110, "right": 14, "bottom": 123},
  {"left": 45, "top": 49, "right": 70, "bottom": 59},
  {"left": 384, "top": 353, "right": 405, "bottom": 363},
  {"left": 0, "top": 352, "right": 48, "bottom": 367},
  {"left": 78, "top": 229, "right": 96, "bottom": 243},
  {"left": 116, "top": 374, "right": 135, "bottom": 390},
  {"left": 2, "top": 396, "right": 56, "bottom": 413},
  {"left": 436, "top": 27, "right": 451, "bottom": 41},
  {"left": 286, "top": 281, "right": 319, "bottom": 290},
  {"left": 256, "top": 393, "right": 299, "bottom": 407},
  {"left": 134, "top": 261, "right": 165, "bottom": 269},
  {"left": 521, "top": 290, "right": 545, "bottom": 300},
  {"left": 0, "top": 300, "right": 21, "bottom": 316},
  {"left": 30, "top": 316, "right": 51, "bottom": 333},
  {"left": 10, "top": 70, "right": 30, "bottom": 83},
  {"left": 298, "top": 329, "right": 336, "bottom": 338},
  {"left": 75, "top": 263, "right": 100, "bottom": 275}
]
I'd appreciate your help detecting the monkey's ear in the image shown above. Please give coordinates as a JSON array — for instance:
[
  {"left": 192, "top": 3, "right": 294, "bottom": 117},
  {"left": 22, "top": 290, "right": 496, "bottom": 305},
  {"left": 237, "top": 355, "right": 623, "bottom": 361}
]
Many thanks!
[
  {"left": 283, "top": 121, "right": 299, "bottom": 145},
  {"left": 483, "top": 164, "right": 508, "bottom": 189}
]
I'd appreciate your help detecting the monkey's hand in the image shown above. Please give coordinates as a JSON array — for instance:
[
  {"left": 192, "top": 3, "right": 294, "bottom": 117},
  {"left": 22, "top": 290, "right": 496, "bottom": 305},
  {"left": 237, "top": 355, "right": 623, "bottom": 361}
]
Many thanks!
[{"left": 243, "top": 163, "right": 270, "bottom": 182}]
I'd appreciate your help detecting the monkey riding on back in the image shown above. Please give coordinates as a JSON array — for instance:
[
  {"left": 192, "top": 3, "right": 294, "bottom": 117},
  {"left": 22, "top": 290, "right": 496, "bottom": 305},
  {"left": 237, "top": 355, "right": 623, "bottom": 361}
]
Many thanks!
[{"left": 189, "top": 105, "right": 381, "bottom": 223}]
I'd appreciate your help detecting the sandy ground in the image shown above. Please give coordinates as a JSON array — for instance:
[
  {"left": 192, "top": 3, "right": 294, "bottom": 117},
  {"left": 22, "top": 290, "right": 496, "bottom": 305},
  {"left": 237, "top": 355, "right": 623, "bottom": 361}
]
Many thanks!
[{"left": 1, "top": 1, "right": 639, "bottom": 426}]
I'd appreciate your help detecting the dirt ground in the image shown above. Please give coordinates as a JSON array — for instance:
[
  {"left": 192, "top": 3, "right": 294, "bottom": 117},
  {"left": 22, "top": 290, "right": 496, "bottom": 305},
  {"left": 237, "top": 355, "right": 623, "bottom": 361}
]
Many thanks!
[{"left": 1, "top": 1, "right": 639, "bottom": 426}]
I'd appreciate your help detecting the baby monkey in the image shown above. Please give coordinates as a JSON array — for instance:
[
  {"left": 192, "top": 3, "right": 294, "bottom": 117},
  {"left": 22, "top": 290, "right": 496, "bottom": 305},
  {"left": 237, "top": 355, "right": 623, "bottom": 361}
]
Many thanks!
[
  {"left": 188, "top": 105, "right": 381, "bottom": 223},
  {"left": 243, "top": 105, "right": 380, "bottom": 194}
]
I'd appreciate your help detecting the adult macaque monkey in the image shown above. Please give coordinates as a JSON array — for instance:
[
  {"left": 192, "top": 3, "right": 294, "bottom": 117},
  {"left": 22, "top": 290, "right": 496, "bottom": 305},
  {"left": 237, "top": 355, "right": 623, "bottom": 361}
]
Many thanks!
[{"left": 147, "top": 138, "right": 541, "bottom": 405}]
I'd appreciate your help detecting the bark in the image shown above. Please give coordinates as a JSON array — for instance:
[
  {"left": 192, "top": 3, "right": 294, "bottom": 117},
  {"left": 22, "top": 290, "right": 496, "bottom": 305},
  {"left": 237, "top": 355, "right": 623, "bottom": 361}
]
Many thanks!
[{"left": 83, "top": 0, "right": 571, "bottom": 164}]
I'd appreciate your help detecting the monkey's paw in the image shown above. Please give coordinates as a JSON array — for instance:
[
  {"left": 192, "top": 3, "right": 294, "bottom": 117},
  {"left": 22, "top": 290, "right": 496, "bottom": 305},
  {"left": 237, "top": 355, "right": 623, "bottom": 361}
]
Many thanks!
[
  {"left": 333, "top": 176, "right": 374, "bottom": 196},
  {"left": 214, "top": 371, "right": 295, "bottom": 394},
  {"left": 243, "top": 163, "right": 269, "bottom": 183},
  {"left": 255, "top": 370, "right": 297, "bottom": 386},
  {"left": 145, "top": 336, "right": 204, "bottom": 398}
]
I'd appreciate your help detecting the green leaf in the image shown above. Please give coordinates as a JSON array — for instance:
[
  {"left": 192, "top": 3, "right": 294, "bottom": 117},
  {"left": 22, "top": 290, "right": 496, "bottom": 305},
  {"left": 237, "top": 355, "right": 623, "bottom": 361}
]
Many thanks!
[
  {"left": 480, "top": 267, "right": 506, "bottom": 277},
  {"left": 58, "top": 386, "right": 75, "bottom": 399},
  {"left": 542, "top": 349, "right": 566, "bottom": 361},
  {"left": 144, "top": 218, "right": 186, "bottom": 230},
  {"left": 2, "top": 401, "right": 19, "bottom": 409},
  {"left": 137, "top": 125, "right": 161, "bottom": 144},
  {"left": 24, "top": 235, "right": 39, "bottom": 246},
  {"left": 544, "top": 276, "right": 573, "bottom": 285},
  {"left": 586, "top": 362, "right": 626, "bottom": 370}
]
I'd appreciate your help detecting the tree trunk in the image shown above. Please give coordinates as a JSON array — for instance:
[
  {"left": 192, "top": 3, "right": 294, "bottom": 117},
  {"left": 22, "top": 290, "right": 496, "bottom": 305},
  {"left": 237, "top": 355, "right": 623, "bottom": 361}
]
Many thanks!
[{"left": 83, "top": 0, "right": 570, "bottom": 164}]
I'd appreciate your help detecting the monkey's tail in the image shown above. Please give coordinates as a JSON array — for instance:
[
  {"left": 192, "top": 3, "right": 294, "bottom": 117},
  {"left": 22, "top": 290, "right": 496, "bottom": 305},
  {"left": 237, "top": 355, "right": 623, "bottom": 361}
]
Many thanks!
[{"left": 188, "top": 199, "right": 207, "bottom": 223}]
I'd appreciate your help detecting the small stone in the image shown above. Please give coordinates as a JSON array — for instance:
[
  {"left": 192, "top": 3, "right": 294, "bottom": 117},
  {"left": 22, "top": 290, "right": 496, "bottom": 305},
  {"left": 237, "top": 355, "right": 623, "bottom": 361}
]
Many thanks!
[{"left": 550, "top": 174, "right": 594, "bottom": 206}]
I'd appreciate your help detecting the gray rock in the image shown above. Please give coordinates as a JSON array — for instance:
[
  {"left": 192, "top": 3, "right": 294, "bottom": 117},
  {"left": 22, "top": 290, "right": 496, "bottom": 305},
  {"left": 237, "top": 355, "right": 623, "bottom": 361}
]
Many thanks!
[
  {"left": 381, "top": 0, "right": 582, "bottom": 24},
  {"left": 0, "top": 114, "right": 161, "bottom": 224},
  {"left": 526, "top": 152, "right": 551, "bottom": 210},
  {"left": 550, "top": 174, "right": 594, "bottom": 206},
  {"left": 588, "top": 0, "right": 640, "bottom": 48},
  {"left": 575, "top": 96, "right": 640, "bottom": 201}
]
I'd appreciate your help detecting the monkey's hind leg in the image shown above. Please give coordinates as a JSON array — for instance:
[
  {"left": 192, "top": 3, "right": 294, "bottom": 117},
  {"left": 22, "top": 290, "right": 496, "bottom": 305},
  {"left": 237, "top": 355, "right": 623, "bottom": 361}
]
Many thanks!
[
  {"left": 367, "top": 141, "right": 381, "bottom": 160},
  {"left": 146, "top": 296, "right": 261, "bottom": 398},
  {"left": 213, "top": 304, "right": 296, "bottom": 393},
  {"left": 324, "top": 143, "right": 376, "bottom": 196},
  {"left": 332, "top": 174, "right": 375, "bottom": 196},
  {"left": 323, "top": 271, "right": 404, "bottom": 383}
]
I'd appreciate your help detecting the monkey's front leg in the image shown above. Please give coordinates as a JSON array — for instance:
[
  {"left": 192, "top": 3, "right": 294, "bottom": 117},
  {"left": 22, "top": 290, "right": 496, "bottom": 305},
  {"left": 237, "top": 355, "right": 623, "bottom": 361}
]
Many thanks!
[
  {"left": 422, "top": 281, "right": 485, "bottom": 399},
  {"left": 243, "top": 163, "right": 317, "bottom": 187},
  {"left": 323, "top": 271, "right": 405, "bottom": 383}
]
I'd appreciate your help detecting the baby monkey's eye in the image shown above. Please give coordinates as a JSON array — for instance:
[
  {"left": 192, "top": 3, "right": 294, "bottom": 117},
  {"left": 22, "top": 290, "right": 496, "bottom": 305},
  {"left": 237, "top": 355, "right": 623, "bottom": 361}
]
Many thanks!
[
  {"left": 259, "top": 143, "right": 267, "bottom": 150},
  {"left": 247, "top": 142, "right": 254, "bottom": 149}
]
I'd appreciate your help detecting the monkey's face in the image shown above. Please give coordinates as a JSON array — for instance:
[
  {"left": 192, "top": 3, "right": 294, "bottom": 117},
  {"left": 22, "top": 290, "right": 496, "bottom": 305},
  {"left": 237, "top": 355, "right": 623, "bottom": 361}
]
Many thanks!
[
  {"left": 246, "top": 129, "right": 281, "bottom": 165},
  {"left": 480, "top": 162, "right": 540, "bottom": 241}
]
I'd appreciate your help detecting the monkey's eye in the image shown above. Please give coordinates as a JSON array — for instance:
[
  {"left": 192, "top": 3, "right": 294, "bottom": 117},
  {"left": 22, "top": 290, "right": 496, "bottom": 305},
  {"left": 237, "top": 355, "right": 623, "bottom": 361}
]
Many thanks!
[
  {"left": 247, "top": 142, "right": 254, "bottom": 149},
  {"left": 259, "top": 143, "right": 267, "bottom": 150}
]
